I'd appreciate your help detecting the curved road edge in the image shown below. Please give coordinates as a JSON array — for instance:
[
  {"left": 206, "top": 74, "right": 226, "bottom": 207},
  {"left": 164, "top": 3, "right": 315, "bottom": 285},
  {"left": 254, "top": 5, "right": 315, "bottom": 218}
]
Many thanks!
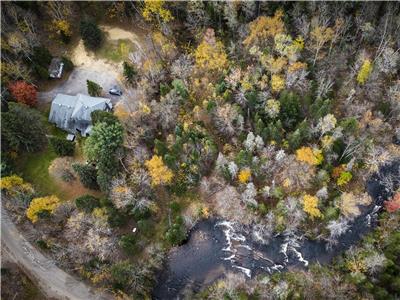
[{"left": 1, "top": 208, "right": 113, "bottom": 300}]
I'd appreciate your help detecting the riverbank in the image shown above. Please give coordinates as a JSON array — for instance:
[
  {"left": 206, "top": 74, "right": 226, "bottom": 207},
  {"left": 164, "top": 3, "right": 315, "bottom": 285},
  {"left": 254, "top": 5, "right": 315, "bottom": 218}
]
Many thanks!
[{"left": 153, "top": 160, "right": 400, "bottom": 299}]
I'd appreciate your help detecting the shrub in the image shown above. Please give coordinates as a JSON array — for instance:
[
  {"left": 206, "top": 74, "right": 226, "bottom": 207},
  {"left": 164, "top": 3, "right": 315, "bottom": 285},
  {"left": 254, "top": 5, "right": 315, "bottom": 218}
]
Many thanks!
[
  {"left": 337, "top": 171, "right": 352, "bottom": 186},
  {"left": 61, "top": 169, "right": 75, "bottom": 182},
  {"left": 171, "top": 79, "right": 188, "bottom": 99},
  {"left": 169, "top": 201, "right": 181, "bottom": 214},
  {"left": 119, "top": 234, "right": 137, "bottom": 255},
  {"left": 75, "top": 195, "right": 100, "bottom": 213},
  {"left": 72, "top": 163, "right": 99, "bottom": 190},
  {"left": 36, "top": 239, "right": 49, "bottom": 250},
  {"left": 137, "top": 219, "right": 153, "bottom": 237},
  {"left": 80, "top": 20, "right": 103, "bottom": 50},
  {"left": 110, "top": 260, "right": 134, "bottom": 289},
  {"left": 61, "top": 57, "right": 74, "bottom": 72},
  {"left": 49, "top": 136, "right": 75, "bottom": 156},
  {"left": 159, "top": 83, "right": 170, "bottom": 96},
  {"left": 106, "top": 207, "right": 128, "bottom": 228},
  {"left": 165, "top": 216, "right": 187, "bottom": 246}
]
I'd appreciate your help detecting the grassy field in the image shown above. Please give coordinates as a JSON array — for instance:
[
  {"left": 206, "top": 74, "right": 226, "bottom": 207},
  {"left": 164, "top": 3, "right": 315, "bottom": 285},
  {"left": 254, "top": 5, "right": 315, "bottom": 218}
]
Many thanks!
[
  {"left": 15, "top": 107, "right": 101, "bottom": 201},
  {"left": 96, "top": 38, "right": 134, "bottom": 62},
  {"left": 17, "top": 146, "right": 60, "bottom": 198}
]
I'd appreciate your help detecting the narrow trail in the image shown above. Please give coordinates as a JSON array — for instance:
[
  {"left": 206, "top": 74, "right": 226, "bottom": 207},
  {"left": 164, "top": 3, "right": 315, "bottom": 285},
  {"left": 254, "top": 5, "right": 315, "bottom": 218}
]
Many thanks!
[{"left": 1, "top": 208, "right": 113, "bottom": 300}]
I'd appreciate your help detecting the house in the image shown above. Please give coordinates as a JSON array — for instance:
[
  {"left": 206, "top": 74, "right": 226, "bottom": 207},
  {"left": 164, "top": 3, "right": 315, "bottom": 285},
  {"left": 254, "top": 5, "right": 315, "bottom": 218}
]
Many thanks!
[
  {"left": 48, "top": 58, "right": 64, "bottom": 79},
  {"left": 48, "top": 93, "right": 112, "bottom": 136}
]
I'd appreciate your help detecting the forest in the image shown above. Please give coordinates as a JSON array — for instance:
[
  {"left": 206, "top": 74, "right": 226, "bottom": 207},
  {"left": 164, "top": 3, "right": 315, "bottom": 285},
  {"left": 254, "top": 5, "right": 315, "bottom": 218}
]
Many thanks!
[{"left": 1, "top": 1, "right": 399, "bottom": 300}]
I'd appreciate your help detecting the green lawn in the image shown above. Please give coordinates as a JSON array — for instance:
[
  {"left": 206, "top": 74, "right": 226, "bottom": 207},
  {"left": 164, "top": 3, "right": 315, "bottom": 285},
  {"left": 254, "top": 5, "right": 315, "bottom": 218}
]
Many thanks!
[
  {"left": 96, "top": 38, "right": 134, "bottom": 62},
  {"left": 17, "top": 146, "right": 60, "bottom": 198}
]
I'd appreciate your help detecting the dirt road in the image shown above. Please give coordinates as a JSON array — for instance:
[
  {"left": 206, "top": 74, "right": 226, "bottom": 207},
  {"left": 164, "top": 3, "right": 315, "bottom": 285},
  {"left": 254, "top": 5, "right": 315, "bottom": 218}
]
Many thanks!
[{"left": 1, "top": 209, "right": 113, "bottom": 300}]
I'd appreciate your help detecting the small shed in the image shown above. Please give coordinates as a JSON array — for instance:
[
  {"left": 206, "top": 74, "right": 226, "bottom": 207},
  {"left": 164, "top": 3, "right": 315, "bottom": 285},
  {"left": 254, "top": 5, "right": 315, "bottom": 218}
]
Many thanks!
[{"left": 48, "top": 58, "right": 64, "bottom": 79}]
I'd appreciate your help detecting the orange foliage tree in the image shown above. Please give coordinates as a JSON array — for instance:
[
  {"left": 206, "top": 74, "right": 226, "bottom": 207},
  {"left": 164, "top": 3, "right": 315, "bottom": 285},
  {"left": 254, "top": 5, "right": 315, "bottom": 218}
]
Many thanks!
[{"left": 8, "top": 81, "right": 37, "bottom": 107}]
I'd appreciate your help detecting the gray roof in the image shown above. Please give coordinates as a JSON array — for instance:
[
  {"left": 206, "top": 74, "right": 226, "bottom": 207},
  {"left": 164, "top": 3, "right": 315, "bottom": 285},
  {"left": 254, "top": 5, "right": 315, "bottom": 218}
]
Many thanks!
[{"left": 49, "top": 93, "right": 112, "bottom": 135}]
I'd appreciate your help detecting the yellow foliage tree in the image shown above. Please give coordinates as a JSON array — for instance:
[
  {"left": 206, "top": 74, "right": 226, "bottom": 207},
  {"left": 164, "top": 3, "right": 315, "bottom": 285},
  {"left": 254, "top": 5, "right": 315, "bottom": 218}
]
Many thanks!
[
  {"left": 142, "top": 0, "right": 173, "bottom": 23},
  {"left": 0, "top": 175, "right": 33, "bottom": 196},
  {"left": 296, "top": 147, "right": 323, "bottom": 165},
  {"left": 261, "top": 55, "right": 287, "bottom": 74},
  {"left": 303, "top": 194, "right": 323, "bottom": 219},
  {"left": 243, "top": 9, "right": 285, "bottom": 47},
  {"left": 356, "top": 59, "right": 373, "bottom": 85},
  {"left": 238, "top": 169, "right": 251, "bottom": 183},
  {"left": 270, "top": 74, "right": 285, "bottom": 92},
  {"left": 26, "top": 195, "right": 60, "bottom": 223},
  {"left": 194, "top": 28, "right": 228, "bottom": 75},
  {"left": 310, "top": 25, "right": 334, "bottom": 66},
  {"left": 145, "top": 155, "right": 173, "bottom": 186},
  {"left": 51, "top": 19, "right": 72, "bottom": 37},
  {"left": 152, "top": 31, "right": 177, "bottom": 59}
]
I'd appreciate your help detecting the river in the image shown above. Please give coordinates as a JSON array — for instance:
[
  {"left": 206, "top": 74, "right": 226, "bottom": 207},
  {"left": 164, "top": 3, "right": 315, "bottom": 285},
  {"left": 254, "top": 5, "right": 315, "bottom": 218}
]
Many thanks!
[{"left": 153, "top": 160, "right": 400, "bottom": 299}]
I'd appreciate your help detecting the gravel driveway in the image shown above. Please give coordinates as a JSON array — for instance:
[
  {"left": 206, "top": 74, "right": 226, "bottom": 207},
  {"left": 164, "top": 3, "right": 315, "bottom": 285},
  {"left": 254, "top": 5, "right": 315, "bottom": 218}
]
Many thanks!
[{"left": 38, "top": 39, "right": 128, "bottom": 106}]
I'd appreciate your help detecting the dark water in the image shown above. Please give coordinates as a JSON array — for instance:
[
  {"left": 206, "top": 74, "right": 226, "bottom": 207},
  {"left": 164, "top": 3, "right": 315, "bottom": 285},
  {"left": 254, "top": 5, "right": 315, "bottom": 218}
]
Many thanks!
[{"left": 153, "top": 161, "right": 400, "bottom": 299}]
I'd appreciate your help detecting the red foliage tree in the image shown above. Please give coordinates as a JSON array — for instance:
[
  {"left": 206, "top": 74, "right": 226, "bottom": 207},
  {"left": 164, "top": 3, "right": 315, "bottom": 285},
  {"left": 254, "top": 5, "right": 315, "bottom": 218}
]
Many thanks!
[
  {"left": 8, "top": 81, "right": 37, "bottom": 107},
  {"left": 384, "top": 192, "right": 400, "bottom": 213}
]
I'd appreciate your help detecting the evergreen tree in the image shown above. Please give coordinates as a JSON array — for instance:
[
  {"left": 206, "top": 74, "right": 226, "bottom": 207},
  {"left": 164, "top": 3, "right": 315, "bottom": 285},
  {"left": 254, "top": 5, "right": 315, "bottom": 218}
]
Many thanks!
[
  {"left": 49, "top": 136, "right": 75, "bottom": 156},
  {"left": 86, "top": 79, "right": 102, "bottom": 97},
  {"left": 1, "top": 103, "right": 47, "bottom": 153},
  {"left": 80, "top": 20, "right": 103, "bottom": 50},
  {"left": 72, "top": 163, "right": 99, "bottom": 190},
  {"left": 122, "top": 61, "right": 136, "bottom": 83}
]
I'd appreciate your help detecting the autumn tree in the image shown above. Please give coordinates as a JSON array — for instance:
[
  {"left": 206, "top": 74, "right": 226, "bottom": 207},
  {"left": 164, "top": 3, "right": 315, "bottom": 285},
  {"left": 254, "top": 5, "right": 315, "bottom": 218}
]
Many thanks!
[
  {"left": 243, "top": 9, "right": 285, "bottom": 48},
  {"left": 0, "top": 175, "right": 34, "bottom": 207},
  {"left": 296, "top": 147, "right": 323, "bottom": 166},
  {"left": 194, "top": 28, "right": 228, "bottom": 77},
  {"left": 1, "top": 103, "right": 47, "bottom": 153},
  {"left": 145, "top": 155, "right": 173, "bottom": 186},
  {"left": 303, "top": 194, "right": 323, "bottom": 219},
  {"left": 384, "top": 192, "right": 400, "bottom": 213},
  {"left": 309, "top": 25, "right": 334, "bottom": 66},
  {"left": 8, "top": 81, "right": 37, "bottom": 106},
  {"left": 142, "top": 0, "right": 173, "bottom": 25},
  {"left": 357, "top": 59, "right": 373, "bottom": 85},
  {"left": 26, "top": 195, "right": 60, "bottom": 223},
  {"left": 340, "top": 192, "right": 372, "bottom": 219},
  {"left": 238, "top": 169, "right": 251, "bottom": 184},
  {"left": 43, "top": 2, "right": 73, "bottom": 43}
]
